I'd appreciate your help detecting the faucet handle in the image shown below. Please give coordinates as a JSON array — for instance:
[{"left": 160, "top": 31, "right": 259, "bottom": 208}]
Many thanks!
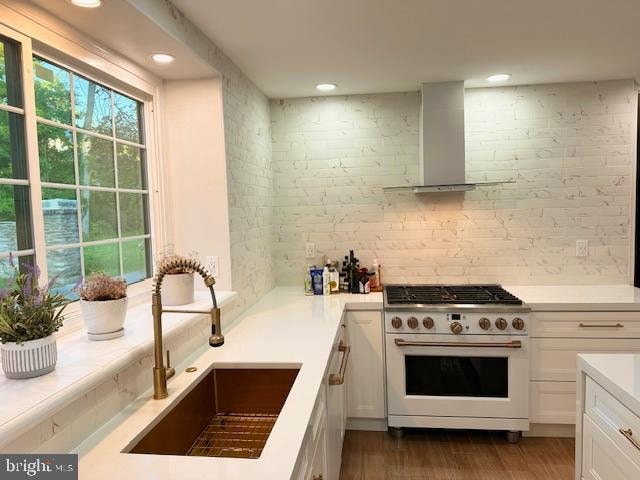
[{"left": 165, "top": 350, "right": 176, "bottom": 379}]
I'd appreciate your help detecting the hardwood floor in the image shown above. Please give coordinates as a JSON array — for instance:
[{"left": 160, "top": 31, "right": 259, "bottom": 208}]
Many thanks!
[{"left": 339, "top": 429, "right": 575, "bottom": 480}]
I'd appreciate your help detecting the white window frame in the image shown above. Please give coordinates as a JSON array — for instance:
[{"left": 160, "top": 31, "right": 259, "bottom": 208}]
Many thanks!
[
  {"left": 0, "top": 21, "right": 166, "bottom": 332},
  {"left": 33, "top": 52, "right": 151, "bottom": 284}
]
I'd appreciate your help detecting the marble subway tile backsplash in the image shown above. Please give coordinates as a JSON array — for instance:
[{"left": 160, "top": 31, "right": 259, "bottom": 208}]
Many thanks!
[{"left": 271, "top": 80, "right": 636, "bottom": 285}]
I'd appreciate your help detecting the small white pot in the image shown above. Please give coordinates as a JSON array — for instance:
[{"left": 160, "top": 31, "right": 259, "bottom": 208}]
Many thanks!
[
  {"left": 162, "top": 272, "right": 194, "bottom": 306},
  {"left": 80, "top": 297, "right": 128, "bottom": 340},
  {"left": 1, "top": 334, "right": 57, "bottom": 379}
]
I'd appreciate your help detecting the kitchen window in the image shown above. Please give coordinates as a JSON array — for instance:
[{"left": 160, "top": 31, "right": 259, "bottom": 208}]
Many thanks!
[{"left": 0, "top": 26, "right": 153, "bottom": 299}]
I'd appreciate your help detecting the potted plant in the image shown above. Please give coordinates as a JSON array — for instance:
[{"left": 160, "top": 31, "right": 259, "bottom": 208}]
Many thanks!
[
  {"left": 0, "top": 261, "right": 68, "bottom": 379},
  {"left": 156, "top": 247, "right": 197, "bottom": 306},
  {"left": 76, "top": 273, "right": 127, "bottom": 341}
]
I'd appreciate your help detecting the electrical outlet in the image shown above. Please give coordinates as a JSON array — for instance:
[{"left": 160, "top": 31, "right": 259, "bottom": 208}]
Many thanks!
[
  {"left": 576, "top": 240, "right": 588, "bottom": 257},
  {"left": 305, "top": 242, "right": 315, "bottom": 259},
  {"left": 205, "top": 255, "right": 219, "bottom": 276}
]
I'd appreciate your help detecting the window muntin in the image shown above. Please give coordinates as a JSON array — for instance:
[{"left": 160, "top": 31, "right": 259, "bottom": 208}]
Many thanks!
[
  {"left": 31, "top": 56, "right": 151, "bottom": 297},
  {"left": 0, "top": 36, "right": 34, "bottom": 284}
]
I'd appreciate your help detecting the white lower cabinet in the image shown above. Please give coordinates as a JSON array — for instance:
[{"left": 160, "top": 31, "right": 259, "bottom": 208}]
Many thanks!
[
  {"left": 326, "top": 321, "right": 348, "bottom": 480},
  {"left": 530, "top": 311, "right": 640, "bottom": 428},
  {"left": 345, "top": 311, "right": 385, "bottom": 422},
  {"left": 582, "top": 414, "right": 640, "bottom": 480},
  {"left": 577, "top": 376, "right": 640, "bottom": 479},
  {"left": 294, "top": 320, "right": 349, "bottom": 480}
]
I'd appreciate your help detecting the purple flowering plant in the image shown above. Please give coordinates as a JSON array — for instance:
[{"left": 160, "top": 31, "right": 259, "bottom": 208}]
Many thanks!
[{"left": 0, "top": 255, "right": 68, "bottom": 344}]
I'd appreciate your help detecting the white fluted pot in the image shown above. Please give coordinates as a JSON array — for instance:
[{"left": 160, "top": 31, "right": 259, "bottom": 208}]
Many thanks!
[
  {"left": 1, "top": 334, "right": 57, "bottom": 379},
  {"left": 161, "top": 273, "right": 194, "bottom": 306},
  {"left": 80, "top": 297, "right": 128, "bottom": 340}
]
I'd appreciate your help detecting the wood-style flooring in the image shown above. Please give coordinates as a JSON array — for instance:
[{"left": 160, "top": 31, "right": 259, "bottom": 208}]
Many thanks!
[{"left": 339, "top": 429, "right": 574, "bottom": 480}]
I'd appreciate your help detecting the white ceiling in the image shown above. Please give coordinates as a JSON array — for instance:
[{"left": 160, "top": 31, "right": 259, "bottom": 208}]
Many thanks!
[
  {"left": 27, "top": 0, "right": 215, "bottom": 80},
  {"left": 172, "top": 0, "right": 640, "bottom": 98}
]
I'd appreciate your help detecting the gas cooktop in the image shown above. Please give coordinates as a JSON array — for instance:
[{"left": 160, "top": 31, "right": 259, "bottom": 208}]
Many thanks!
[{"left": 384, "top": 284, "right": 523, "bottom": 307}]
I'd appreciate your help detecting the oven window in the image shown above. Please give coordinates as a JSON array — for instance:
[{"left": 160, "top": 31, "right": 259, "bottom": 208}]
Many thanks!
[{"left": 405, "top": 355, "right": 508, "bottom": 398}]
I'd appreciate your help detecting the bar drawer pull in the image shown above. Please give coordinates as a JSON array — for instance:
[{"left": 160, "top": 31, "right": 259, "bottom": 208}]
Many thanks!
[
  {"left": 329, "top": 341, "right": 351, "bottom": 386},
  {"left": 578, "top": 322, "right": 624, "bottom": 328},
  {"left": 394, "top": 339, "right": 522, "bottom": 349},
  {"left": 619, "top": 428, "right": 640, "bottom": 452}
]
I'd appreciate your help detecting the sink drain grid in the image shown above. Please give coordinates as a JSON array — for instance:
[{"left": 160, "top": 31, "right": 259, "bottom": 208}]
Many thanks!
[{"left": 186, "top": 413, "right": 279, "bottom": 459}]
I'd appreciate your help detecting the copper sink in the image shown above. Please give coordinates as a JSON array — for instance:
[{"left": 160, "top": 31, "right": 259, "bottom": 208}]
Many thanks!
[{"left": 126, "top": 367, "right": 299, "bottom": 459}]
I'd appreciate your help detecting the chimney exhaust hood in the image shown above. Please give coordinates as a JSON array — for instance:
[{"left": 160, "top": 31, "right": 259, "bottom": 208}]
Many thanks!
[{"left": 384, "top": 81, "right": 505, "bottom": 194}]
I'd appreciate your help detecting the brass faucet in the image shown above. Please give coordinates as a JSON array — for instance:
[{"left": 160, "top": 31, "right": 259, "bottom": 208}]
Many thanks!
[{"left": 151, "top": 258, "right": 224, "bottom": 400}]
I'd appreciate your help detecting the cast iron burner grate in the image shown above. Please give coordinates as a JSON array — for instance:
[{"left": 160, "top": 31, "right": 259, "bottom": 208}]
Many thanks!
[
  {"left": 186, "top": 413, "right": 278, "bottom": 459},
  {"left": 385, "top": 285, "right": 523, "bottom": 305}
]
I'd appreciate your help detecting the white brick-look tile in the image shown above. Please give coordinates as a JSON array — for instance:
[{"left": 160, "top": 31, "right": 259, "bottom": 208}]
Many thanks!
[
  {"left": 271, "top": 81, "right": 636, "bottom": 285},
  {"left": 217, "top": 62, "right": 274, "bottom": 313}
]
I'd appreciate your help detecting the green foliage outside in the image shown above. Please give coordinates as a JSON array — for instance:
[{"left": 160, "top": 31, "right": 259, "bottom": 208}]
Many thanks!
[{"left": 0, "top": 48, "right": 149, "bottom": 287}]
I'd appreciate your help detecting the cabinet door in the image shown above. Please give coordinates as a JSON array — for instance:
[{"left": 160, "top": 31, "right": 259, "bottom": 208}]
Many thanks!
[
  {"left": 531, "top": 338, "right": 640, "bottom": 382},
  {"left": 582, "top": 414, "right": 640, "bottom": 480},
  {"left": 326, "top": 327, "right": 347, "bottom": 480},
  {"left": 346, "top": 311, "right": 385, "bottom": 419},
  {"left": 308, "top": 418, "right": 327, "bottom": 480}
]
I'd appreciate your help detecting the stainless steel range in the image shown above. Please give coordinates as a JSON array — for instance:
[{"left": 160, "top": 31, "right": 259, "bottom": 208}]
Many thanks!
[{"left": 384, "top": 284, "right": 531, "bottom": 442}]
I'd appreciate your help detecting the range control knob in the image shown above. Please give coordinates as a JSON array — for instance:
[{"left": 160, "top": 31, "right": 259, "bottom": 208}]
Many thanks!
[
  {"left": 407, "top": 317, "right": 419, "bottom": 329},
  {"left": 450, "top": 321, "right": 463, "bottom": 334},
  {"left": 479, "top": 317, "right": 491, "bottom": 330},
  {"left": 512, "top": 317, "right": 525, "bottom": 330},
  {"left": 391, "top": 316, "right": 402, "bottom": 329},
  {"left": 495, "top": 318, "right": 508, "bottom": 330},
  {"left": 422, "top": 317, "right": 434, "bottom": 329}
]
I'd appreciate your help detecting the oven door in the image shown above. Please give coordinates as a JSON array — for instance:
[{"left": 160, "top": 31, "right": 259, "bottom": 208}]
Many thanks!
[{"left": 386, "top": 333, "right": 529, "bottom": 419}]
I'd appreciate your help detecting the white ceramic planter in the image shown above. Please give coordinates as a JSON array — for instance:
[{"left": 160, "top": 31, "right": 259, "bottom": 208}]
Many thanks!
[
  {"left": 80, "top": 297, "right": 128, "bottom": 340},
  {"left": 1, "top": 334, "right": 57, "bottom": 379},
  {"left": 162, "top": 272, "right": 194, "bottom": 306}
]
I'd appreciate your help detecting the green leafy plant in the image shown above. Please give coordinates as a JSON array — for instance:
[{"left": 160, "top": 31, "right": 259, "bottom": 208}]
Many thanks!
[
  {"left": 0, "top": 260, "right": 68, "bottom": 344},
  {"left": 75, "top": 272, "right": 127, "bottom": 301}
]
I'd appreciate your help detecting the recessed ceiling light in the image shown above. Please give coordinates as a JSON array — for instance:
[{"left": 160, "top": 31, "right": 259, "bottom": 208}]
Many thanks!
[
  {"left": 316, "top": 83, "right": 337, "bottom": 92},
  {"left": 151, "top": 53, "right": 176, "bottom": 65},
  {"left": 487, "top": 74, "right": 511, "bottom": 82},
  {"left": 70, "top": 0, "right": 102, "bottom": 7}
]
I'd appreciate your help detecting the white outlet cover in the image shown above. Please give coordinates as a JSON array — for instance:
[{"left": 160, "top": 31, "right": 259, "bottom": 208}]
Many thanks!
[
  {"left": 206, "top": 255, "right": 219, "bottom": 276},
  {"left": 305, "top": 242, "right": 315, "bottom": 258},
  {"left": 576, "top": 240, "right": 588, "bottom": 257}
]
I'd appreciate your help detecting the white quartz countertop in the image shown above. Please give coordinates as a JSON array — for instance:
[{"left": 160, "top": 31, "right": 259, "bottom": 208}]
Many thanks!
[
  {"left": 578, "top": 353, "right": 640, "bottom": 417},
  {"left": 504, "top": 284, "right": 640, "bottom": 311},
  {"left": 0, "top": 290, "right": 238, "bottom": 448},
  {"left": 77, "top": 289, "right": 382, "bottom": 480}
]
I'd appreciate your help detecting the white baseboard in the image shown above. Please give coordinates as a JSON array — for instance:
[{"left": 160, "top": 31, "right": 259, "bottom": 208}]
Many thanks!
[
  {"left": 525, "top": 423, "right": 576, "bottom": 438},
  {"left": 346, "top": 418, "right": 388, "bottom": 432}
]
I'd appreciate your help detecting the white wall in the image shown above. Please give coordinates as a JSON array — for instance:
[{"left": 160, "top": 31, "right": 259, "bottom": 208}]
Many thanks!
[
  {"left": 161, "top": 78, "right": 233, "bottom": 290},
  {"left": 271, "top": 80, "right": 637, "bottom": 285}
]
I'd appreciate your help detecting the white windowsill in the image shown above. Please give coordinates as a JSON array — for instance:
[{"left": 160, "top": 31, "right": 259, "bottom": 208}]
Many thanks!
[{"left": 0, "top": 289, "right": 238, "bottom": 447}]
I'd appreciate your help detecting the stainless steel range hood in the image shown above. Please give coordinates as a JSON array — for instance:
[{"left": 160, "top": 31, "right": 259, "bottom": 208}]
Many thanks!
[{"left": 385, "top": 81, "right": 504, "bottom": 194}]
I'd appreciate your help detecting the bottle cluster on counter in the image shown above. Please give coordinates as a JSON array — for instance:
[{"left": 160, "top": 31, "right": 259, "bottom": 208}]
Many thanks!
[{"left": 304, "top": 250, "right": 381, "bottom": 296}]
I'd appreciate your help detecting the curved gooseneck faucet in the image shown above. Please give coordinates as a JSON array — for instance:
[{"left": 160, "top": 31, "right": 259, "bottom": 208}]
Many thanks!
[{"left": 151, "top": 258, "right": 224, "bottom": 400}]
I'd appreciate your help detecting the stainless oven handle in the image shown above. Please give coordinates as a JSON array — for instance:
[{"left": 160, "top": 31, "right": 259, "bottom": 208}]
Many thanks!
[{"left": 394, "top": 339, "right": 522, "bottom": 349}]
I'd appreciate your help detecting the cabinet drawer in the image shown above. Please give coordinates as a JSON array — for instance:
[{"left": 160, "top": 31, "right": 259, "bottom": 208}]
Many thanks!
[
  {"left": 582, "top": 413, "right": 640, "bottom": 480},
  {"left": 530, "top": 381, "right": 576, "bottom": 424},
  {"left": 532, "top": 312, "right": 640, "bottom": 339},
  {"left": 531, "top": 338, "right": 640, "bottom": 381},
  {"left": 585, "top": 377, "right": 640, "bottom": 467}
]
